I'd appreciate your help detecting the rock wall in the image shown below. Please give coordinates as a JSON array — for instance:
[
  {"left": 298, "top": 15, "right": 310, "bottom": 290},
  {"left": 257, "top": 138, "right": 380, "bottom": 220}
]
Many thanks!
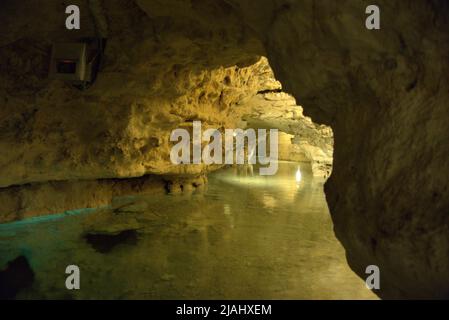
[
  {"left": 243, "top": 91, "right": 333, "bottom": 177},
  {"left": 234, "top": 0, "right": 449, "bottom": 298},
  {"left": 0, "top": 0, "right": 271, "bottom": 188}
]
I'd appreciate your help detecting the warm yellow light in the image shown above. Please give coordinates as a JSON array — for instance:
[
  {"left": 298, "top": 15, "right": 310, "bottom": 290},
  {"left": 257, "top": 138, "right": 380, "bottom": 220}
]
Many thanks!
[{"left": 295, "top": 167, "right": 302, "bottom": 183}]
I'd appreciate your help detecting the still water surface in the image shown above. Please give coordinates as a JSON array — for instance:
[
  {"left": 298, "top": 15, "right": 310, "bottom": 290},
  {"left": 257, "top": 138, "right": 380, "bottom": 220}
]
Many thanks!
[{"left": 0, "top": 162, "right": 376, "bottom": 299}]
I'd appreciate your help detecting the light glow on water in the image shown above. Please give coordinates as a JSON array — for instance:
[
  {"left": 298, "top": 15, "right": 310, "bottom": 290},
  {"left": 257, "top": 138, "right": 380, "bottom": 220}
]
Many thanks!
[{"left": 295, "top": 166, "right": 302, "bottom": 183}]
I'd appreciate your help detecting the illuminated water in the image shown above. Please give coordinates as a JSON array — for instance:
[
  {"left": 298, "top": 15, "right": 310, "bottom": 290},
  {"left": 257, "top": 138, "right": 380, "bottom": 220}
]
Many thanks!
[{"left": 0, "top": 162, "right": 377, "bottom": 299}]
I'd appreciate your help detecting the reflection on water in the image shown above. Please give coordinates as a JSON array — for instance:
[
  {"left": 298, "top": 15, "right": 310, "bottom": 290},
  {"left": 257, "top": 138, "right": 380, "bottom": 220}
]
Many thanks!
[
  {"left": 0, "top": 162, "right": 377, "bottom": 299},
  {"left": 296, "top": 166, "right": 302, "bottom": 183}
]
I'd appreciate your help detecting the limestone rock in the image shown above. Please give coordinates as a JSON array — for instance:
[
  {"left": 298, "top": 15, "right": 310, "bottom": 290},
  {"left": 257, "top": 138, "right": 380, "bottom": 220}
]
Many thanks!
[{"left": 243, "top": 92, "right": 333, "bottom": 177}]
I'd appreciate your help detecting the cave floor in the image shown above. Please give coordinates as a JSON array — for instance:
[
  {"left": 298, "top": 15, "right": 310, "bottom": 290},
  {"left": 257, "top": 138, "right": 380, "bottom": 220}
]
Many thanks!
[{"left": 0, "top": 162, "right": 377, "bottom": 299}]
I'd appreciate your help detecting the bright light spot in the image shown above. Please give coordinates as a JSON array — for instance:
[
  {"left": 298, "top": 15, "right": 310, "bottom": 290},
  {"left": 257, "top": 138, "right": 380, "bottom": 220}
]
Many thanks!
[{"left": 295, "top": 167, "right": 302, "bottom": 183}]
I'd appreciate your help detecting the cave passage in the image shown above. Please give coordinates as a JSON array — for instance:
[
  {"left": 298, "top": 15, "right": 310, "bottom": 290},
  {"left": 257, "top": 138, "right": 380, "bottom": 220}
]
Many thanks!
[
  {"left": 0, "top": 0, "right": 447, "bottom": 301},
  {"left": 0, "top": 161, "right": 376, "bottom": 299}
]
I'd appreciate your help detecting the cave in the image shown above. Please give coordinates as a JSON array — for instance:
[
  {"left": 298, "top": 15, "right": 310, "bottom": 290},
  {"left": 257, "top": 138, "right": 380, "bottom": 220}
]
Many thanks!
[{"left": 0, "top": 0, "right": 448, "bottom": 301}]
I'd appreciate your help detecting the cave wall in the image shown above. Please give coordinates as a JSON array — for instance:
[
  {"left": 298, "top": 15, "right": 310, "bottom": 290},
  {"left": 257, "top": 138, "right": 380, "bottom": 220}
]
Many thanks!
[
  {"left": 1, "top": 0, "right": 448, "bottom": 299},
  {"left": 0, "top": 0, "right": 272, "bottom": 188},
  {"left": 230, "top": 0, "right": 449, "bottom": 298},
  {"left": 243, "top": 91, "right": 333, "bottom": 176}
]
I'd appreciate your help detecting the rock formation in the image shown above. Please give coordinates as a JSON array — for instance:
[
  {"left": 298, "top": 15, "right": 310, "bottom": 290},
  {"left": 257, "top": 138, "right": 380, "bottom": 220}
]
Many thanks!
[
  {"left": 243, "top": 91, "right": 333, "bottom": 177},
  {"left": 232, "top": 0, "right": 449, "bottom": 299}
]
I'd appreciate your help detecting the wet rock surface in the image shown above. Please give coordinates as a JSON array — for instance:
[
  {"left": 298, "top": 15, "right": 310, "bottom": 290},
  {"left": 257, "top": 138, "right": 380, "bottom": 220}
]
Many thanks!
[{"left": 0, "top": 256, "right": 35, "bottom": 299}]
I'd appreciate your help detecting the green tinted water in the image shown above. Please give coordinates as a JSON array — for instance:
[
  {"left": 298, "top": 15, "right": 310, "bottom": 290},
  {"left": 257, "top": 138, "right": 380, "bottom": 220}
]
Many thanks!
[{"left": 0, "top": 162, "right": 376, "bottom": 299}]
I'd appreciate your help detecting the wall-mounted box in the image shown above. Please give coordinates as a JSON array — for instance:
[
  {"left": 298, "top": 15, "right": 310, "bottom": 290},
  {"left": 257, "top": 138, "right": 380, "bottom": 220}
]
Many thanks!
[{"left": 49, "top": 43, "right": 90, "bottom": 85}]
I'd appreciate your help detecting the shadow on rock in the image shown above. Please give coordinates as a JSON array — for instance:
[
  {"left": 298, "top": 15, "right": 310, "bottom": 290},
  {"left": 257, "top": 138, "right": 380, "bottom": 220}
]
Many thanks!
[{"left": 0, "top": 255, "right": 35, "bottom": 299}]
